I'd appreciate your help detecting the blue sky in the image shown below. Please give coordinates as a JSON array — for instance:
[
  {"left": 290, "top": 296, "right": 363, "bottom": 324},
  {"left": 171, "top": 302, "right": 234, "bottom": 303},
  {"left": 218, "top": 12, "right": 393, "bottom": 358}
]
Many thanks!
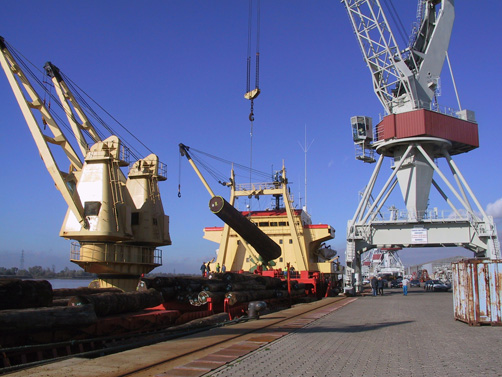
[{"left": 1, "top": 1, "right": 501, "bottom": 274}]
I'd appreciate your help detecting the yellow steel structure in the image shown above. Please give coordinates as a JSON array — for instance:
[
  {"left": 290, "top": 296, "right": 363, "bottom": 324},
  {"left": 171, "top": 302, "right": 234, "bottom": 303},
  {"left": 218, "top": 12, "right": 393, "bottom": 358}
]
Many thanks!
[
  {"left": 204, "top": 165, "right": 337, "bottom": 274},
  {"left": 0, "top": 37, "right": 171, "bottom": 291}
]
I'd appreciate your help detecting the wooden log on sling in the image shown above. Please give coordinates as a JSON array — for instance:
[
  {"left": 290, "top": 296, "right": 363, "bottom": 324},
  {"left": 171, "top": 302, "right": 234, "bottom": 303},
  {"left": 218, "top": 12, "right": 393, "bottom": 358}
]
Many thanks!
[
  {"left": 68, "top": 288, "right": 162, "bottom": 316},
  {"left": 0, "top": 279, "right": 52, "bottom": 310},
  {"left": 209, "top": 196, "right": 281, "bottom": 262},
  {"left": 0, "top": 305, "right": 97, "bottom": 331}
]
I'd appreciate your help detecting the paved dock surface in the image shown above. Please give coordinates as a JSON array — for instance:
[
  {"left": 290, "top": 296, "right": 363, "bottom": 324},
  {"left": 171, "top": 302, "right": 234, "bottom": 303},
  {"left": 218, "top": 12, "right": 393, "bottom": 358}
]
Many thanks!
[{"left": 200, "top": 288, "right": 502, "bottom": 377}]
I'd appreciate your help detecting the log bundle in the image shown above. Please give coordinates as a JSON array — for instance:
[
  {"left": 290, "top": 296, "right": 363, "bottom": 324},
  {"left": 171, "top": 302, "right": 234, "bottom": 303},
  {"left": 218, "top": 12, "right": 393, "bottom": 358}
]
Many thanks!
[
  {"left": 53, "top": 287, "right": 122, "bottom": 297},
  {"left": 0, "top": 305, "right": 97, "bottom": 332},
  {"left": 141, "top": 272, "right": 307, "bottom": 307}
]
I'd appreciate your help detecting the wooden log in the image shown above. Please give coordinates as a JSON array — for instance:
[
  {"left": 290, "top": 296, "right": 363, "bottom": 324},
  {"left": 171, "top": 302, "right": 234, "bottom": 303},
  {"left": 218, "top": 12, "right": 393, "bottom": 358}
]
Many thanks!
[
  {"left": 209, "top": 196, "right": 281, "bottom": 261},
  {"left": 197, "top": 291, "right": 226, "bottom": 305},
  {"left": 202, "top": 282, "right": 227, "bottom": 292},
  {"left": 0, "top": 279, "right": 52, "bottom": 310},
  {"left": 281, "top": 280, "right": 299, "bottom": 290},
  {"left": 68, "top": 289, "right": 162, "bottom": 316},
  {"left": 152, "top": 276, "right": 176, "bottom": 289},
  {"left": 225, "top": 289, "right": 276, "bottom": 305},
  {"left": 275, "top": 289, "right": 305, "bottom": 298},
  {"left": 222, "top": 272, "right": 260, "bottom": 282},
  {"left": 0, "top": 304, "right": 97, "bottom": 331},
  {"left": 225, "top": 291, "right": 249, "bottom": 306},
  {"left": 226, "top": 281, "right": 266, "bottom": 291},
  {"left": 52, "top": 287, "right": 122, "bottom": 298},
  {"left": 52, "top": 298, "right": 70, "bottom": 307},
  {"left": 254, "top": 276, "right": 283, "bottom": 289},
  {"left": 158, "top": 286, "right": 176, "bottom": 301}
]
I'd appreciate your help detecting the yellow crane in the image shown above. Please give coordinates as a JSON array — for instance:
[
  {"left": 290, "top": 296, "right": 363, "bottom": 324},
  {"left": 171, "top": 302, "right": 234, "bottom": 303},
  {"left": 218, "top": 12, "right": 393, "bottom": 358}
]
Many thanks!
[{"left": 0, "top": 37, "right": 171, "bottom": 291}]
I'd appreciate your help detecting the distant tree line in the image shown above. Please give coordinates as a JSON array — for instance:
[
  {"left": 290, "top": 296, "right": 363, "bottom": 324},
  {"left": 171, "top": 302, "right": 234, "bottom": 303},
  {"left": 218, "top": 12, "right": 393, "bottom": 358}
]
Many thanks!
[{"left": 0, "top": 266, "right": 95, "bottom": 279}]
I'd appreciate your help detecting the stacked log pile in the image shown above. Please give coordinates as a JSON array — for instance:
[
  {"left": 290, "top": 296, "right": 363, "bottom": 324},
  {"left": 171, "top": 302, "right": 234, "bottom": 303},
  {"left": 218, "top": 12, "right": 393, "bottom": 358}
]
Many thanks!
[
  {"left": 0, "top": 279, "right": 163, "bottom": 331},
  {"left": 142, "top": 272, "right": 307, "bottom": 308},
  {"left": 52, "top": 287, "right": 122, "bottom": 306}
]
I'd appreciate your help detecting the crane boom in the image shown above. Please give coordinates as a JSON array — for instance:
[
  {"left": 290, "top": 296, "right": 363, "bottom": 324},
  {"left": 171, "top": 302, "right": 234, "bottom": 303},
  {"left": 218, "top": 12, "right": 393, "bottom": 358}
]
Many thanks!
[
  {"left": 0, "top": 36, "right": 87, "bottom": 228},
  {"left": 1, "top": 37, "right": 171, "bottom": 291},
  {"left": 342, "top": 0, "right": 454, "bottom": 114},
  {"left": 44, "top": 61, "right": 102, "bottom": 156}
]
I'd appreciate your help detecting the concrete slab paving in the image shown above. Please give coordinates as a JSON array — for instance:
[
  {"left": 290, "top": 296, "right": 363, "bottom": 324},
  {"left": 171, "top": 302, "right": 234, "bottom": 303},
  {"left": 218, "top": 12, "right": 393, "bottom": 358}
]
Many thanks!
[{"left": 203, "top": 288, "right": 502, "bottom": 377}]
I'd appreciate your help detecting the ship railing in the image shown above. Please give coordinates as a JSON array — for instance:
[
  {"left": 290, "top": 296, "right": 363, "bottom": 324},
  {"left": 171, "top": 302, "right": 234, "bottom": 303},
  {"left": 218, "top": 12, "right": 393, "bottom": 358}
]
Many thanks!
[
  {"left": 70, "top": 242, "right": 162, "bottom": 266},
  {"left": 367, "top": 208, "right": 473, "bottom": 224},
  {"left": 236, "top": 181, "right": 280, "bottom": 192}
]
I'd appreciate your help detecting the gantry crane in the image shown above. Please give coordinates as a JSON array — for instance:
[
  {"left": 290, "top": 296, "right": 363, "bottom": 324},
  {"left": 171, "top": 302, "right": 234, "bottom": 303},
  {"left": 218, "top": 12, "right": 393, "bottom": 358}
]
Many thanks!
[
  {"left": 341, "top": 0, "right": 500, "bottom": 294},
  {"left": 0, "top": 37, "right": 171, "bottom": 291}
]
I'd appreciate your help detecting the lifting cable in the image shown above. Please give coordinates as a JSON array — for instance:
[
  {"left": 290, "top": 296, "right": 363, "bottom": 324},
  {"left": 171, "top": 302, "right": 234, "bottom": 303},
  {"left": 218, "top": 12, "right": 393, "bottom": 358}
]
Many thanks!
[
  {"left": 178, "top": 146, "right": 271, "bottom": 196},
  {"left": 6, "top": 43, "right": 76, "bottom": 138},
  {"left": 59, "top": 71, "right": 154, "bottom": 161},
  {"left": 245, "top": 0, "right": 261, "bottom": 187},
  {"left": 7, "top": 40, "right": 152, "bottom": 163}
]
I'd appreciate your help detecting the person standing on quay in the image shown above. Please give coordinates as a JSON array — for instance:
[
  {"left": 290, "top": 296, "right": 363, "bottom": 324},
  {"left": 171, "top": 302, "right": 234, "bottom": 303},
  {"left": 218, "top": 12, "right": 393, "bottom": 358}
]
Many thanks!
[
  {"left": 370, "top": 276, "right": 378, "bottom": 296},
  {"left": 377, "top": 277, "right": 384, "bottom": 296},
  {"left": 402, "top": 277, "right": 410, "bottom": 296}
]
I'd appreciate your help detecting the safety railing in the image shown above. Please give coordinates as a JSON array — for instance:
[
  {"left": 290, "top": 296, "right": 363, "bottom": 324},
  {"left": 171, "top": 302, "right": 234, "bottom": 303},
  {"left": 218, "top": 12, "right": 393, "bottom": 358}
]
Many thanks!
[{"left": 70, "top": 242, "right": 162, "bottom": 265}]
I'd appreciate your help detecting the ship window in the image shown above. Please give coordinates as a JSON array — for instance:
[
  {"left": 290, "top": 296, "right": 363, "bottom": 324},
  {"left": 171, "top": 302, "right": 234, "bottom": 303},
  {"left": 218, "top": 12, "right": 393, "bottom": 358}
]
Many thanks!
[
  {"left": 259, "top": 222, "right": 269, "bottom": 227},
  {"left": 84, "top": 201, "right": 101, "bottom": 217},
  {"left": 246, "top": 257, "right": 249, "bottom": 262},
  {"left": 279, "top": 239, "right": 283, "bottom": 244},
  {"left": 270, "top": 222, "right": 278, "bottom": 226},
  {"left": 289, "top": 239, "right": 293, "bottom": 244},
  {"left": 131, "top": 212, "right": 139, "bottom": 225},
  {"left": 280, "top": 257, "right": 283, "bottom": 262},
  {"left": 278, "top": 222, "right": 287, "bottom": 226}
]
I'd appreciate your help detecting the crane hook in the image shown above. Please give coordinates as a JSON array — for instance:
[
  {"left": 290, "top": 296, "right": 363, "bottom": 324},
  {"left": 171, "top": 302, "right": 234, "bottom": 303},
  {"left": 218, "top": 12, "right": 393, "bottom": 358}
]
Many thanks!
[{"left": 249, "top": 99, "right": 255, "bottom": 122}]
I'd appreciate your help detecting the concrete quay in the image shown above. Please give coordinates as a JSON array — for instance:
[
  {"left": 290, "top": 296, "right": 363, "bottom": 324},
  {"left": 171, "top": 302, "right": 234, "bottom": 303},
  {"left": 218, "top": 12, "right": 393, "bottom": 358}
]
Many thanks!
[{"left": 202, "top": 288, "right": 502, "bottom": 377}]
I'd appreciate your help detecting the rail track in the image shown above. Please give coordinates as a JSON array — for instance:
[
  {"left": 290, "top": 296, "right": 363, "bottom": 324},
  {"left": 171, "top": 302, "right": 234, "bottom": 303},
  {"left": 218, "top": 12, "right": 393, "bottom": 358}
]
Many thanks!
[{"left": 5, "top": 296, "right": 354, "bottom": 377}]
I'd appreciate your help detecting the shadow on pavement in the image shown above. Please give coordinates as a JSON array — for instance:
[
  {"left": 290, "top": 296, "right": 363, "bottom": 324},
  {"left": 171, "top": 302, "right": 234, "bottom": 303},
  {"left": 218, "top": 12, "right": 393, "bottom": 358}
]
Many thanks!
[{"left": 288, "top": 320, "right": 415, "bottom": 334}]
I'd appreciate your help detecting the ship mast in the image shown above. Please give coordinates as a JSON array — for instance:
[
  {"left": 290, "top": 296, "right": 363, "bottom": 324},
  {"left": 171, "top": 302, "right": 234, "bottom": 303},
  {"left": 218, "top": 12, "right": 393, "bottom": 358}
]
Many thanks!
[{"left": 298, "top": 125, "right": 314, "bottom": 213}]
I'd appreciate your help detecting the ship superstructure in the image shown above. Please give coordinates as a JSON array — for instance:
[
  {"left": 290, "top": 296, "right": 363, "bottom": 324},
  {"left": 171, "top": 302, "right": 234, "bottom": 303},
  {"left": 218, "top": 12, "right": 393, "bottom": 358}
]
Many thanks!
[
  {"left": 180, "top": 144, "right": 342, "bottom": 295},
  {"left": 204, "top": 166, "right": 337, "bottom": 275}
]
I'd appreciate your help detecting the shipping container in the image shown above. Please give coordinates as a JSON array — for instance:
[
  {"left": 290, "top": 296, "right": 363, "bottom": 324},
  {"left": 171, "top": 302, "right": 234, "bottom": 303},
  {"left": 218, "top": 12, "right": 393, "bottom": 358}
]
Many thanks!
[
  {"left": 452, "top": 259, "right": 502, "bottom": 326},
  {"left": 375, "top": 109, "right": 479, "bottom": 155}
]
